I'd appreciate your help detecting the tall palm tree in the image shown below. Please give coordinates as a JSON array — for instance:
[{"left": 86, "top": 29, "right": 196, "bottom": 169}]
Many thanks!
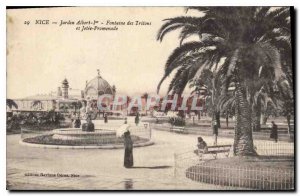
[
  {"left": 217, "top": 89, "right": 235, "bottom": 127},
  {"left": 190, "top": 69, "right": 222, "bottom": 127},
  {"left": 252, "top": 86, "right": 278, "bottom": 130},
  {"left": 157, "top": 7, "right": 291, "bottom": 156}
]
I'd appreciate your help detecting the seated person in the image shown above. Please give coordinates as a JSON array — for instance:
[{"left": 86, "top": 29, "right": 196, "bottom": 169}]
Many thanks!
[
  {"left": 194, "top": 136, "right": 208, "bottom": 155},
  {"left": 82, "top": 117, "right": 95, "bottom": 132}
]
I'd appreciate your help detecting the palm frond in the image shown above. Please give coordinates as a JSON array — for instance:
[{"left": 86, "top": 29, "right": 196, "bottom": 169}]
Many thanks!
[
  {"left": 217, "top": 93, "right": 235, "bottom": 113},
  {"left": 6, "top": 99, "right": 18, "bottom": 109},
  {"left": 32, "top": 100, "right": 42, "bottom": 107},
  {"left": 157, "top": 41, "right": 219, "bottom": 93},
  {"left": 157, "top": 17, "right": 201, "bottom": 42}
]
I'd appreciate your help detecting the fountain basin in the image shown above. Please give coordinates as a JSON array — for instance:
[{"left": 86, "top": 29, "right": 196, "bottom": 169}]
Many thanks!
[
  {"left": 52, "top": 128, "right": 116, "bottom": 141},
  {"left": 20, "top": 123, "right": 154, "bottom": 149}
]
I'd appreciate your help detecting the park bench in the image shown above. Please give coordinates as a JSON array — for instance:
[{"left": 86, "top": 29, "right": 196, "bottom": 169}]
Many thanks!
[
  {"left": 194, "top": 144, "right": 232, "bottom": 160},
  {"left": 170, "top": 126, "right": 186, "bottom": 134}
]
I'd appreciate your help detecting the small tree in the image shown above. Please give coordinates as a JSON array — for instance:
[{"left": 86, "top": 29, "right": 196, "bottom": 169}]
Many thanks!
[{"left": 6, "top": 99, "right": 18, "bottom": 110}]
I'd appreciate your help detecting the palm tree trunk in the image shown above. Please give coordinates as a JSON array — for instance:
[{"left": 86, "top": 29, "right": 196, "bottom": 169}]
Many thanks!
[
  {"left": 252, "top": 102, "right": 261, "bottom": 132},
  {"left": 233, "top": 82, "right": 257, "bottom": 156},
  {"left": 226, "top": 111, "right": 229, "bottom": 128},
  {"left": 287, "top": 114, "right": 291, "bottom": 131},
  {"left": 216, "top": 111, "right": 221, "bottom": 128}
]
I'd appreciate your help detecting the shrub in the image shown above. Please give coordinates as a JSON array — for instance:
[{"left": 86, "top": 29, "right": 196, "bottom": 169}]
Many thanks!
[
  {"left": 169, "top": 117, "right": 185, "bottom": 126},
  {"left": 7, "top": 114, "right": 22, "bottom": 131},
  {"left": 7, "top": 111, "right": 66, "bottom": 132}
]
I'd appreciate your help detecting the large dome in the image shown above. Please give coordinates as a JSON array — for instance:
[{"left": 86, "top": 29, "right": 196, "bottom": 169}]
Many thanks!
[{"left": 84, "top": 75, "right": 114, "bottom": 99}]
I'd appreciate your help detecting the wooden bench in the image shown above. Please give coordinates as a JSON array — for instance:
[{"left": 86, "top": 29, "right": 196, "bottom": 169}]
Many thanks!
[
  {"left": 194, "top": 144, "right": 232, "bottom": 160},
  {"left": 170, "top": 126, "right": 186, "bottom": 134}
]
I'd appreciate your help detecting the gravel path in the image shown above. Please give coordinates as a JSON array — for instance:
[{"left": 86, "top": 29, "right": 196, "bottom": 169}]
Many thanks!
[{"left": 7, "top": 118, "right": 292, "bottom": 190}]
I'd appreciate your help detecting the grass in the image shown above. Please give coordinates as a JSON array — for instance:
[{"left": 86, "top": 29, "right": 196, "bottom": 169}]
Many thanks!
[{"left": 186, "top": 156, "right": 294, "bottom": 190}]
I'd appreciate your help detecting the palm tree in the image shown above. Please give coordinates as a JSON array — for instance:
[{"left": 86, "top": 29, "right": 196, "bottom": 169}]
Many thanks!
[
  {"left": 157, "top": 7, "right": 291, "bottom": 156},
  {"left": 190, "top": 69, "right": 222, "bottom": 127},
  {"left": 276, "top": 79, "right": 294, "bottom": 131},
  {"left": 217, "top": 89, "right": 235, "bottom": 128},
  {"left": 32, "top": 100, "right": 43, "bottom": 110},
  {"left": 6, "top": 99, "right": 18, "bottom": 110},
  {"left": 142, "top": 93, "right": 149, "bottom": 115},
  {"left": 252, "top": 86, "right": 278, "bottom": 131},
  {"left": 71, "top": 101, "right": 82, "bottom": 114}
]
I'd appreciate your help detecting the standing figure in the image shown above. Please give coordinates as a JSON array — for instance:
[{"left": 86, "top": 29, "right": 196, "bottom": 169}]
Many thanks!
[
  {"left": 104, "top": 113, "right": 108, "bottom": 123},
  {"left": 270, "top": 121, "right": 278, "bottom": 143},
  {"left": 135, "top": 112, "right": 140, "bottom": 126},
  {"left": 212, "top": 120, "right": 218, "bottom": 145},
  {"left": 124, "top": 117, "right": 127, "bottom": 124},
  {"left": 79, "top": 101, "right": 87, "bottom": 119},
  {"left": 83, "top": 100, "right": 92, "bottom": 119},
  {"left": 123, "top": 130, "right": 133, "bottom": 168},
  {"left": 73, "top": 115, "right": 81, "bottom": 128}
]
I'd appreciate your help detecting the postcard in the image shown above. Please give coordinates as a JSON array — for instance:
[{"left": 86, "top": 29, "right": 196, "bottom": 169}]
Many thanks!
[{"left": 6, "top": 6, "right": 294, "bottom": 190}]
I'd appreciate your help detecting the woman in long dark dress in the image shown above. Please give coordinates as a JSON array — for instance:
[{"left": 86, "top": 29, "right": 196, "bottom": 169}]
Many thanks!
[
  {"left": 135, "top": 112, "right": 140, "bottom": 126},
  {"left": 124, "top": 131, "right": 133, "bottom": 168},
  {"left": 270, "top": 121, "right": 278, "bottom": 143},
  {"left": 104, "top": 113, "right": 108, "bottom": 123}
]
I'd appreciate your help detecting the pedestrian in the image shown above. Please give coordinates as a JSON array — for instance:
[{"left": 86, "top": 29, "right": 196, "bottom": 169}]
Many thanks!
[
  {"left": 73, "top": 115, "right": 81, "bottom": 128},
  {"left": 212, "top": 120, "right": 218, "bottom": 145},
  {"left": 270, "top": 121, "right": 278, "bottom": 143},
  {"left": 104, "top": 113, "right": 108, "bottom": 123},
  {"left": 123, "top": 130, "right": 133, "bottom": 168},
  {"left": 135, "top": 112, "right": 140, "bottom": 126},
  {"left": 124, "top": 117, "right": 127, "bottom": 124}
]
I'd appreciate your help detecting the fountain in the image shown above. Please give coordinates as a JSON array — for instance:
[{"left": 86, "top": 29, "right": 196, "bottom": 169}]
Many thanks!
[{"left": 20, "top": 120, "right": 154, "bottom": 149}]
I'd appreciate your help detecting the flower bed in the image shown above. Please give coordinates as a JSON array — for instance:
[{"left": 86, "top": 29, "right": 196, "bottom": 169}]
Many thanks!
[
  {"left": 23, "top": 134, "right": 148, "bottom": 146},
  {"left": 185, "top": 156, "right": 294, "bottom": 190}
]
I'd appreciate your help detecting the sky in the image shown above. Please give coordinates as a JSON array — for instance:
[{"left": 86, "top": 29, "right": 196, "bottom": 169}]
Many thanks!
[{"left": 7, "top": 7, "right": 201, "bottom": 99}]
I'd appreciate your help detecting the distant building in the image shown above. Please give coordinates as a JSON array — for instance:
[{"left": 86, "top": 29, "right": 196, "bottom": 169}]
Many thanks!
[
  {"left": 9, "top": 70, "right": 206, "bottom": 117},
  {"left": 10, "top": 70, "right": 117, "bottom": 115},
  {"left": 62, "top": 78, "right": 69, "bottom": 99},
  {"left": 84, "top": 70, "right": 115, "bottom": 100}
]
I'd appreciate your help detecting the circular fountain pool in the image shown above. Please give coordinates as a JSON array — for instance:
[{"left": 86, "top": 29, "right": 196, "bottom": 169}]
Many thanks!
[{"left": 20, "top": 124, "right": 154, "bottom": 149}]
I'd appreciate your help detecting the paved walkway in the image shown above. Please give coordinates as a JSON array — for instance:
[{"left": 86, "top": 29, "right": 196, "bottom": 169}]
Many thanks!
[{"left": 7, "top": 119, "right": 292, "bottom": 190}]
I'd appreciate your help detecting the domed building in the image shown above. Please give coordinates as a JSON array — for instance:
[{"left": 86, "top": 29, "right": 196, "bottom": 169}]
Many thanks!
[
  {"left": 84, "top": 70, "right": 116, "bottom": 100},
  {"left": 10, "top": 70, "right": 118, "bottom": 116}
]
